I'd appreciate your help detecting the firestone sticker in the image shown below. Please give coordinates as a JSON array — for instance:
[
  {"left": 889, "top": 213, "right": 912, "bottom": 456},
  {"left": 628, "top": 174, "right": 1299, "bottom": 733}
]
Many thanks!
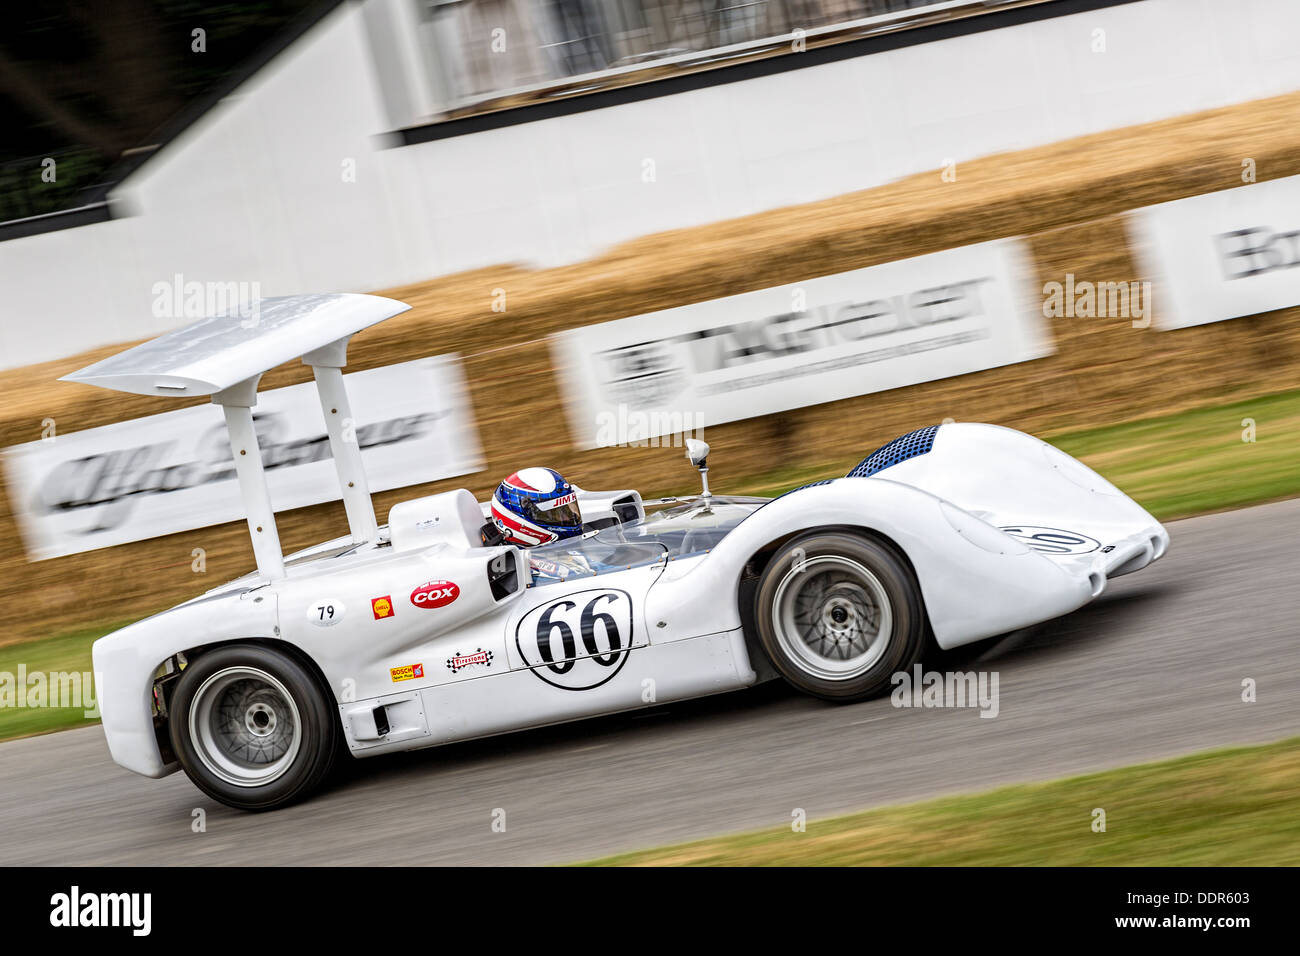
[{"left": 446, "top": 648, "right": 494, "bottom": 673}]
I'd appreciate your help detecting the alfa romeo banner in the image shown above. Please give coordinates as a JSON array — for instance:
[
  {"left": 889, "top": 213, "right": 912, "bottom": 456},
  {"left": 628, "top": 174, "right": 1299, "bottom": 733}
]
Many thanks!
[{"left": 4, "top": 356, "right": 484, "bottom": 560}]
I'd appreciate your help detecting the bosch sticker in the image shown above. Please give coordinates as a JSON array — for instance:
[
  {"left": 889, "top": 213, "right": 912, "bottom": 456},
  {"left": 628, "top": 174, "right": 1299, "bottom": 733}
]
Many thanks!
[{"left": 390, "top": 663, "right": 424, "bottom": 682}]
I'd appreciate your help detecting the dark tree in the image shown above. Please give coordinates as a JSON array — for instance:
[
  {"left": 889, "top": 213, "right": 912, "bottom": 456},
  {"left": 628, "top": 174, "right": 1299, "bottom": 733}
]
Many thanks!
[{"left": 0, "top": 0, "right": 322, "bottom": 219}]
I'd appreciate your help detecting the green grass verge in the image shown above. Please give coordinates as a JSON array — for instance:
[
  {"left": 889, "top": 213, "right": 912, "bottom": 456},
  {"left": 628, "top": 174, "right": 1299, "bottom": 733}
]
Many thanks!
[
  {"left": 1048, "top": 390, "right": 1300, "bottom": 520},
  {"left": 0, "top": 622, "right": 128, "bottom": 740},
  {"left": 583, "top": 738, "right": 1300, "bottom": 866}
]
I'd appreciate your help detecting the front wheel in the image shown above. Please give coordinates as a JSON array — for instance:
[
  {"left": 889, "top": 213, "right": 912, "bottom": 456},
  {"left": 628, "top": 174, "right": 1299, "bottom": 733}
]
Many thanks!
[
  {"left": 168, "top": 644, "right": 338, "bottom": 811},
  {"left": 754, "top": 532, "right": 927, "bottom": 701}
]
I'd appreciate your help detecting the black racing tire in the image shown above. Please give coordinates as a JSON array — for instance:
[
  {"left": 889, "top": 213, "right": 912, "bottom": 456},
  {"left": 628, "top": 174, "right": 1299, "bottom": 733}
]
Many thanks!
[
  {"left": 168, "top": 644, "right": 338, "bottom": 811},
  {"left": 753, "top": 531, "right": 927, "bottom": 702}
]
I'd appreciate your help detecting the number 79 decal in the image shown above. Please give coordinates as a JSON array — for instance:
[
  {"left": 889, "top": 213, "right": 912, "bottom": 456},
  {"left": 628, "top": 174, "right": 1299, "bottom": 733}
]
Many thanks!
[
  {"left": 515, "top": 589, "right": 634, "bottom": 690},
  {"left": 306, "top": 598, "right": 345, "bottom": 627}
]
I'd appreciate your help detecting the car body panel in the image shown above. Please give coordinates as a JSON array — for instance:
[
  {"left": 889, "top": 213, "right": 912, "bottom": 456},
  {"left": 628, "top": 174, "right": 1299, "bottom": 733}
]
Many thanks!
[{"left": 92, "top": 422, "right": 1168, "bottom": 780}]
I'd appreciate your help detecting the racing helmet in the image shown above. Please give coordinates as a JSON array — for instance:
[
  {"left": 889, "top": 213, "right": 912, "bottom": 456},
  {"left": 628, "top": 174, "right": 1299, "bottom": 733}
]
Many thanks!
[{"left": 490, "top": 467, "right": 583, "bottom": 547}]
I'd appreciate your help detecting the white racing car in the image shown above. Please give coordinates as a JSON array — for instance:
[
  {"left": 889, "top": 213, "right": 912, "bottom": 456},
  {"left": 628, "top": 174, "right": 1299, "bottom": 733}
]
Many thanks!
[{"left": 68, "top": 295, "right": 1169, "bottom": 810}]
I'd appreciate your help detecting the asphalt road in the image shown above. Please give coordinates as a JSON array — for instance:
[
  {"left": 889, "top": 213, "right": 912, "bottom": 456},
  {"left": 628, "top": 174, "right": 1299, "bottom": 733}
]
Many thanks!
[{"left": 3, "top": 500, "right": 1297, "bottom": 865}]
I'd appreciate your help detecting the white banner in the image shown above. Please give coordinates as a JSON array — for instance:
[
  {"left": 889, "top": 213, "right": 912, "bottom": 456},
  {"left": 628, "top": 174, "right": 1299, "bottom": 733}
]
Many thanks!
[
  {"left": 1127, "top": 175, "right": 1300, "bottom": 329},
  {"left": 551, "top": 238, "right": 1050, "bottom": 448},
  {"left": 4, "top": 356, "right": 484, "bottom": 560}
]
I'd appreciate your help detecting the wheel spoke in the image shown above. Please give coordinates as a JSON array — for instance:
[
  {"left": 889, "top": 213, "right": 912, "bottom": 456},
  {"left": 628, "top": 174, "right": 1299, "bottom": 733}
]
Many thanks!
[
  {"left": 188, "top": 666, "right": 303, "bottom": 788},
  {"left": 771, "top": 553, "right": 894, "bottom": 681}
]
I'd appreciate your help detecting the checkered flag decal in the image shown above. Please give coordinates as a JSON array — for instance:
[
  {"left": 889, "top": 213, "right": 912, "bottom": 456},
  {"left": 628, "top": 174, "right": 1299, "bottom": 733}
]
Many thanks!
[{"left": 446, "top": 647, "right": 495, "bottom": 673}]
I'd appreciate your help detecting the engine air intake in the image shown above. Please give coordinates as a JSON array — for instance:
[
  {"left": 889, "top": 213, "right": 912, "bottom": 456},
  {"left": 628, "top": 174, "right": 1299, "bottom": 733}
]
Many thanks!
[{"left": 847, "top": 425, "right": 941, "bottom": 479}]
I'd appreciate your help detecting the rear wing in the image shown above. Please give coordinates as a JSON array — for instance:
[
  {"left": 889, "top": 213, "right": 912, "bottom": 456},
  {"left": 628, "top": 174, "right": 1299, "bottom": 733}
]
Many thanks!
[{"left": 61, "top": 294, "right": 412, "bottom": 579}]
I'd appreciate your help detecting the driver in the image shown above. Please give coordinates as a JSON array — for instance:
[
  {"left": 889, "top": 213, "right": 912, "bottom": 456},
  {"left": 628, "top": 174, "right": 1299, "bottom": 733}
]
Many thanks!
[
  {"left": 484, "top": 467, "right": 594, "bottom": 584},
  {"left": 488, "top": 467, "right": 584, "bottom": 548},
  {"left": 486, "top": 467, "right": 656, "bottom": 584}
]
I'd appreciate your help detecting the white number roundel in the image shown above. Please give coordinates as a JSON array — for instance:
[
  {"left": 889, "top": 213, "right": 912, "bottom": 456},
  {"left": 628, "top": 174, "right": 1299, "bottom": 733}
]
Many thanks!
[
  {"left": 999, "top": 526, "right": 1101, "bottom": 555},
  {"left": 307, "top": 599, "right": 345, "bottom": 627},
  {"left": 515, "top": 589, "right": 634, "bottom": 690}
]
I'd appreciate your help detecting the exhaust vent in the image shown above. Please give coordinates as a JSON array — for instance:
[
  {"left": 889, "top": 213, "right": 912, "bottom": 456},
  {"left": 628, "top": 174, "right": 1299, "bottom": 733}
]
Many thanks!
[{"left": 488, "top": 551, "right": 521, "bottom": 600}]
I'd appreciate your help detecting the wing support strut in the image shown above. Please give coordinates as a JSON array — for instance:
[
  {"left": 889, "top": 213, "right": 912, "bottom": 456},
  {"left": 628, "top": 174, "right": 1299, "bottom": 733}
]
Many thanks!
[
  {"left": 212, "top": 376, "right": 286, "bottom": 580},
  {"left": 304, "top": 337, "right": 378, "bottom": 546}
]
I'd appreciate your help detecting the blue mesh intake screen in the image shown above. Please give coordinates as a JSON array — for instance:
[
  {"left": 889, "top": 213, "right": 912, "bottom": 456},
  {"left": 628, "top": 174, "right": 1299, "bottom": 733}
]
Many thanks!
[{"left": 846, "top": 425, "right": 941, "bottom": 478}]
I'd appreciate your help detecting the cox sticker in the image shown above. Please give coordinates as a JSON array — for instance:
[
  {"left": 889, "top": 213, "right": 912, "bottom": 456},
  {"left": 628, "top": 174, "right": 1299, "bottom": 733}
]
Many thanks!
[
  {"left": 307, "top": 599, "right": 345, "bottom": 627},
  {"left": 410, "top": 580, "right": 459, "bottom": 609},
  {"left": 515, "top": 589, "right": 633, "bottom": 690}
]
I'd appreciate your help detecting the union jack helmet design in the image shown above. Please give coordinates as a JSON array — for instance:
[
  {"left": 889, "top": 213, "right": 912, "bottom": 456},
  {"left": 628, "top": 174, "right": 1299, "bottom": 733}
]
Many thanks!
[{"left": 490, "top": 467, "right": 583, "bottom": 547}]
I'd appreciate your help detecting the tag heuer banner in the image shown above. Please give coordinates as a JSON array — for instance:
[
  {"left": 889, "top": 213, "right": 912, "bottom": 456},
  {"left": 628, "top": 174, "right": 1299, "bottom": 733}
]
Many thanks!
[
  {"left": 551, "top": 238, "right": 1050, "bottom": 448},
  {"left": 4, "top": 356, "right": 484, "bottom": 560}
]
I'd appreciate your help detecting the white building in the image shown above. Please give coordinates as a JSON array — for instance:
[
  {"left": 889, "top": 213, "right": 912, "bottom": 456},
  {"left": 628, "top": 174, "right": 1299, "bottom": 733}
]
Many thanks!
[{"left": 2, "top": 0, "right": 1298, "bottom": 367}]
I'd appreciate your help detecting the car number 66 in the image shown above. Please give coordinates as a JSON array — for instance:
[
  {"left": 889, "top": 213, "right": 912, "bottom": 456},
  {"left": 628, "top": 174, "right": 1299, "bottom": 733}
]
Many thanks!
[{"left": 516, "top": 589, "right": 634, "bottom": 690}]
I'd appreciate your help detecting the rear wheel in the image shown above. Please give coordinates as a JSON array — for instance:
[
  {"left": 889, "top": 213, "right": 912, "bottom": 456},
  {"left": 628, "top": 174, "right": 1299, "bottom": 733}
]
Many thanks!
[
  {"left": 754, "top": 532, "right": 927, "bottom": 701},
  {"left": 168, "top": 644, "right": 337, "bottom": 811}
]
